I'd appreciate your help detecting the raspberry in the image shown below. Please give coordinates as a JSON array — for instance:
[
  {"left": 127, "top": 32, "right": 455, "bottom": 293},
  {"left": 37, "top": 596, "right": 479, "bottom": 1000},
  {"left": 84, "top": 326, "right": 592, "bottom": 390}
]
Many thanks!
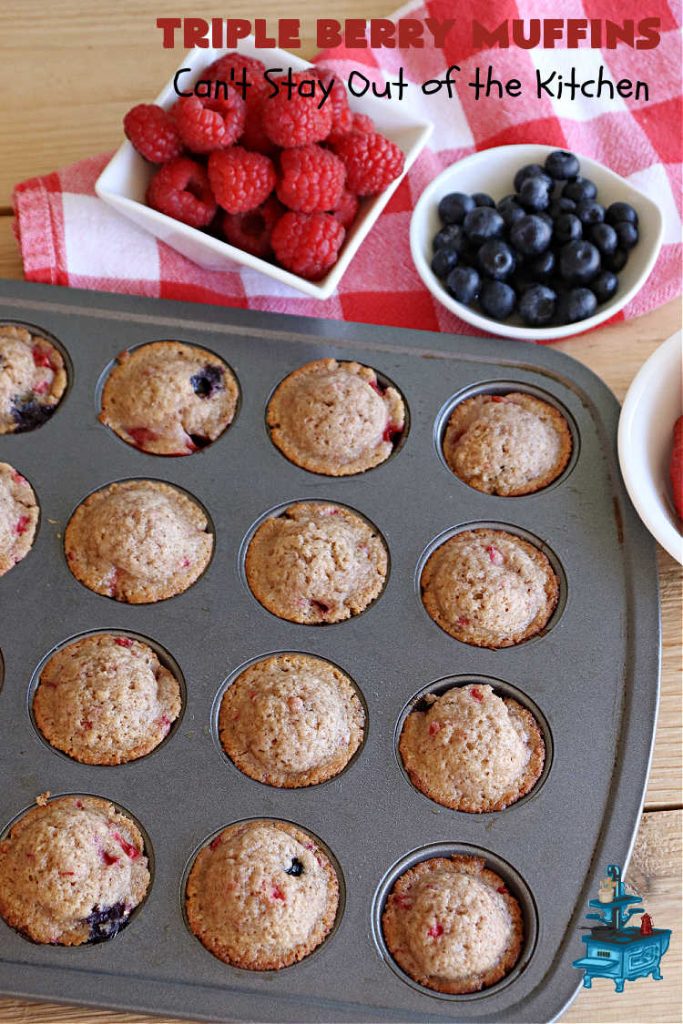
[
  {"left": 146, "top": 158, "right": 217, "bottom": 227},
  {"left": 261, "top": 71, "right": 332, "bottom": 148},
  {"left": 271, "top": 212, "right": 345, "bottom": 280},
  {"left": 317, "top": 70, "right": 354, "bottom": 144},
  {"left": 172, "top": 93, "right": 245, "bottom": 153},
  {"left": 123, "top": 104, "right": 183, "bottom": 164},
  {"left": 332, "top": 131, "right": 405, "bottom": 196},
  {"left": 277, "top": 145, "right": 345, "bottom": 213},
  {"left": 241, "top": 92, "right": 278, "bottom": 155},
  {"left": 208, "top": 147, "right": 276, "bottom": 214},
  {"left": 204, "top": 52, "right": 267, "bottom": 90},
  {"left": 331, "top": 188, "right": 359, "bottom": 229},
  {"left": 222, "top": 196, "right": 284, "bottom": 258},
  {"left": 351, "top": 113, "right": 375, "bottom": 134}
]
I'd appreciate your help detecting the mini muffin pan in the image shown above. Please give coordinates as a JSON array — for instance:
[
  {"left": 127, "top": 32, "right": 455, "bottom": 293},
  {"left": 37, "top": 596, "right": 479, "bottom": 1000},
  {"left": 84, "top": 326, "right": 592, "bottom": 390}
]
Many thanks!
[{"left": 0, "top": 280, "right": 659, "bottom": 1023}]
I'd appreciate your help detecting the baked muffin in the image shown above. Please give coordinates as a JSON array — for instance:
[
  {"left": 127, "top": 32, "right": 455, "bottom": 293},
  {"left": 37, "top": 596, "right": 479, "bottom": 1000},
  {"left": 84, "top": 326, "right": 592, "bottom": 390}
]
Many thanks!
[
  {"left": 219, "top": 653, "right": 364, "bottom": 787},
  {"left": 443, "top": 392, "right": 572, "bottom": 496},
  {"left": 33, "top": 634, "right": 182, "bottom": 765},
  {"left": 64, "top": 479, "right": 213, "bottom": 603},
  {"left": 0, "top": 795, "right": 150, "bottom": 945},
  {"left": 420, "top": 528, "right": 558, "bottom": 648},
  {"left": 100, "top": 341, "right": 239, "bottom": 456},
  {"left": 267, "top": 359, "right": 405, "bottom": 476},
  {"left": 0, "top": 323, "right": 67, "bottom": 434},
  {"left": 0, "top": 463, "right": 39, "bottom": 577},
  {"left": 382, "top": 854, "right": 523, "bottom": 994},
  {"left": 245, "top": 502, "right": 387, "bottom": 624},
  {"left": 399, "top": 684, "right": 545, "bottom": 812},
  {"left": 186, "top": 819, "right": 338, "bottom": 970}
]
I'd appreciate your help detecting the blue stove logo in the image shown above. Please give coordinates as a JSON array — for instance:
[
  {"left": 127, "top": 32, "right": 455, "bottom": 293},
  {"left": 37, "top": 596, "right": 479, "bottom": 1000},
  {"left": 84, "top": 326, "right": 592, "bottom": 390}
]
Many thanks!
[{"left": 572, "top": 864, "right": 671, "bottom": 993}]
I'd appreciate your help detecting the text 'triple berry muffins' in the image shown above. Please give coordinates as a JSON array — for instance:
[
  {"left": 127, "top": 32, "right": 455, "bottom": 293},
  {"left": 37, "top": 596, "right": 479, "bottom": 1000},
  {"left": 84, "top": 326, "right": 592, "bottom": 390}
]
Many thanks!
[
  {"left": 0, "top": 795, "right": 150, "bottom": 945},
  {"left": 64, "top": 479, "right": 213, "bottom": 603},
  {"left": 442, "top": 391, "right": 572, "bottom": 496},
  {"left": 420, "top": 528, "right": 559, "bottom": 648},
  {"left": 0, "top": 463, "right": 39, "bottom": 578},
  {"left": 245, "top": 501, "right": 387, "bottom": 624},
  {"left": 100, "top": 341, "right": 239, "bottom": 456},
  {"left": 382, "top": 854, "right": 523, "bottom": 994},
  {"left": 267, "top": 359, "right": 405, "bottom": 476},
  {"left": 0, "top": 323, "right": 67, "bottom": 434},
  {"left": 219, "top": 653, "right": 364, "bottom": 787},
  {"left": 399, "top": 684, "right": 545, "bottom": 812},
  {"left": 185, "top": 819, "right": 339, "bottom": 970},
  {"left": 33, "top": 634, "right": 182, "bottom": 765}
]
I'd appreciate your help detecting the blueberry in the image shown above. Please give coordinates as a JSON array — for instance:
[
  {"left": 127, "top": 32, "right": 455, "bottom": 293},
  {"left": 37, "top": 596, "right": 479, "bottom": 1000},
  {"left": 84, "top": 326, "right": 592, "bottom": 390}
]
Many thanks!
[
  {"left": 605, "top": 201, "right": 638, "bottom": 227},
  {"left": 446, "top": 266, "right": 481, "bottom": 305},
  {"left": 510, "top": 214, "right": 552, "bottom": 256},
  {"left": 615, "top": 221, "right": 639, "bottom": 249},
  {"left": 590, "top": 222, "right": 618, "bottom": 256},
  {"left": 527, "top": 249, "right": 556, "bottom": 281},
  {"left": 603, "top": 248, "right": 628, "bottom": 272},
  {"left": 11, "top": 399, "right": 55, "bottom": 433},
  {"left": 576, "top": 200, "right": 605, "bottom": 226},
  {"left": 554, "top": 213, "right": 583, "bottom": 244},
  {"left": 463, "top": 206, "right": 505, "bottom": 245},
  {"left": 497, "top": 195, "right": 526, "bottom": 228},
  {"left": 438, "top": 192, "right": 475, "bottom": 225},
  {"left": 285, "top": 857, "right": 304, "bottom": 876},
  {"left": 556, "top": 287, "right": 598, "bottom": 324},
  {"left": 591, "top": 270, "right": 619, "bottom": 304},
  {"left": 473, "top": 192, "right": 495, "bottom": 207},
  {"left": 432, "top": 224, "right": 468, "bottom": 254},
  {"left": 544, "top": 150, "right": 580, "bottom": 180},
  {"left": 548, "top": 197, "right": 576, "bottom": 219},
  {"left": 513, "top": 164, "right": 552, "bottom": 193},
  {"left": 478, "top": 239, "right": 516, "bottom": 280},
  {"left": 519, "top": 284, "right": 558, "bottom": 326},
  {"left": 538, "top": 212, "right": 554, "bottom": 229},
  {"left": 559, "top": 240, "right": 601, "bottom": 284},
  {"left": 518, "top": 176, "right": 551, "bottom": 213},
  {"left": 479, "top": 280, "right": 516, "bottom": 320},
  {"left": 562, "top": 177, "right": 598, "bottom": 203},
  {"left": 431, "top": 248, "right": 459, "bottom": 278},
  {"left": 87, "top": 902, "right": 127, "bottom": 944},
  {"left": 190, "top": 364, "right": 224, "bottom": 398}
]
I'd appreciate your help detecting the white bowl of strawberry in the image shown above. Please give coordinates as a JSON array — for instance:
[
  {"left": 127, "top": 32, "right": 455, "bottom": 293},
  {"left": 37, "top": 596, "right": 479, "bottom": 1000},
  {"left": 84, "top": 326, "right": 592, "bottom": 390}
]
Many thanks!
[{"left": 95, "top": 40, "right": 432, "bottom": 299}]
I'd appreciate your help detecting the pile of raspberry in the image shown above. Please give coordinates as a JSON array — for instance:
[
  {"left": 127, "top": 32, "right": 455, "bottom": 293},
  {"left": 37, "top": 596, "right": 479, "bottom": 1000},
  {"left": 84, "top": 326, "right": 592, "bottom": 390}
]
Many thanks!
[{"left": 123, "top": 55, "right": 405, "bottom": 281}]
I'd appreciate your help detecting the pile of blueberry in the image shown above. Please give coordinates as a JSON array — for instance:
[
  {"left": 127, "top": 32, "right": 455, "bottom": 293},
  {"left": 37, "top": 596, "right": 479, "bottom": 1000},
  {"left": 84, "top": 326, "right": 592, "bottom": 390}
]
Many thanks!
[{"left": 431, "top": 150, "right": 640, "bottom": 327}]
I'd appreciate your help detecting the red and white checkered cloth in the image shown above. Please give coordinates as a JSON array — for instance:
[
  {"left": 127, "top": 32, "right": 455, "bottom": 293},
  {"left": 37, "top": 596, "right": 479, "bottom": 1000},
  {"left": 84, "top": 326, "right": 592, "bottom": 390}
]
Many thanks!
[{"left": 13, "top": 0, "right": 682, "bottom": 338}]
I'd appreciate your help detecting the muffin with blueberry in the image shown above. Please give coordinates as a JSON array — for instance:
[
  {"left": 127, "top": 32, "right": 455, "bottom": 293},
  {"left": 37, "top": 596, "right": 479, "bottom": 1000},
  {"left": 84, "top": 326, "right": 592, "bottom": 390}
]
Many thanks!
[
  {"left": 33, "top": 633, "right": 182, "bottom": 765},
  {"left": 399, "top": 683, "right": 545, "bottom": 812},
  {"left": 443, "top": 392, "right": 572, "bottom": 495},
  {"left": 245, "top": 501, "right": 387, "bottom": 624},
  {"left": 100, "top": 341, "right": 239, "bottom": 455},
  {"left": 219, "top": 653, "right": 364, "bottom": 787},
  {"left": 0, "top": 323, "right": 67, "bottom": 434},
  {"left": 0, "top": 795, "right": 150, "bottom": 945},
  {"left": 0, "top": 463, "right": 39, "bottom": 577},
  {"left": 186, "top": 819, "right": 338, "bottom": 970},
  {"left": 267, "top": 359, "right": 405, "bottom": 475},
  {"left": 420, "top": 528, "right": 558, "bottom": 648},
  {"left": 64, "top": 479, "right": 213, "bottom": 603},
  {"left": 382, "top": 854, "right": 523, "bottom": 994}
]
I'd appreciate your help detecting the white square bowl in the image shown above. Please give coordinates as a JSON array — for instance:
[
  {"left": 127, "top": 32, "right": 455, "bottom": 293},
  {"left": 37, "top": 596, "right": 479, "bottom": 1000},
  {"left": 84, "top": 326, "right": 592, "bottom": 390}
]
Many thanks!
[
  {"left": 410, "top": 143, "right": 664, "bottom": 340},
  {"left": 95, "top": 39, "right": 432, "bottom": 300}
]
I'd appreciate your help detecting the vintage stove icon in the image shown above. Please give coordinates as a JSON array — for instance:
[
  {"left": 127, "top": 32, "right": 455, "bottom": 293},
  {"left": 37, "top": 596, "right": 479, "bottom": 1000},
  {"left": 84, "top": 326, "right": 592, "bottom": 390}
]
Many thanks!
[{"left": 572, "top": 864, "right": 671, "bottom": 992}]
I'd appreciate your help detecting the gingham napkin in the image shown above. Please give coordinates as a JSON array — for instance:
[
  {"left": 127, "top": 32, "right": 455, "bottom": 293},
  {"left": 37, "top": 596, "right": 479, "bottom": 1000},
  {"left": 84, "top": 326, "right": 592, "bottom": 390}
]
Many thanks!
[{"left": 12, "top": 0, "right": 682, "bottom": 338}]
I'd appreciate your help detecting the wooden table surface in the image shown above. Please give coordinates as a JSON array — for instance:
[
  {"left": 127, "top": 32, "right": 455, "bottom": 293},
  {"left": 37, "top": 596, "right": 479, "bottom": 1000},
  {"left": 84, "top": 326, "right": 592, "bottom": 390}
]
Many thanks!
[{"left": 1, "top": 3, "right": 680, "bottom": 1022}]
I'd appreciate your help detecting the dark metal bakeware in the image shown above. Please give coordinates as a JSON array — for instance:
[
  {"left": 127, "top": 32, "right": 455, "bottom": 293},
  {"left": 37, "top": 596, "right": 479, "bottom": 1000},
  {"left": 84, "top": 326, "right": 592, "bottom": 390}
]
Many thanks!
[{"left": 0, "top": 279, "right": 660, "bottom": 1023}]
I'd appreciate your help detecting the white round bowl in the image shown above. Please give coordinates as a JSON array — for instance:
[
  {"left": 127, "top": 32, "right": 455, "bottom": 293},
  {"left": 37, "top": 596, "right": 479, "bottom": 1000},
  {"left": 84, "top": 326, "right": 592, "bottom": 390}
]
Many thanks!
[
  {"left": 618, "top": 331, "right": 683, "bottom": 564},
  {"left": 410, "top": 144, "right": 664, "bottom": 341}
]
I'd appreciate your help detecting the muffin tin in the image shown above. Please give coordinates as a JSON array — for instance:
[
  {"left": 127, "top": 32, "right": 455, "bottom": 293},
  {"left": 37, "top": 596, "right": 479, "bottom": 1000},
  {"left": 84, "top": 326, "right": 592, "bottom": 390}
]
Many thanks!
[{"left": 0, "top": 279, "right": 660, "bottom": 1023}]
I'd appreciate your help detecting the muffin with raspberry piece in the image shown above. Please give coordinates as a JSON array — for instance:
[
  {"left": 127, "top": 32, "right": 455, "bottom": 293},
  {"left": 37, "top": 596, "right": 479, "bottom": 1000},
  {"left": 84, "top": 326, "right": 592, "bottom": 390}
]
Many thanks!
[
  {"left": 0, "top": 463, "right": 39, "bottom": 577},
  {"left": 443, "top": 392, "right": 572, "bottom": 496},
  {"left": 399, "top": 683, "right": 545, "bottom": 812},
  {"left": 186, "top": 819, "right": 338, "bottom": 969},
  {"left": 0, "top": 323, "right": 67, "bottom": 434},
  {"left": 382, "top": 854, "right": 523, "bottom": 994},
  {"left": 0, "top": 795, "right": 150, "bottom": 945},
  {"left": 33, "top": 633, "right": 182, "bottom": 765},
  {"left": 245, "top": 501, "right": 387, "bottom": 624},
  {"left": 420, "top": 528, "right": 558, "bottom": 648},
  {"left": 219, "top": 653, "right": 364, "bottom": 787},
  {"left": 267, "top": 359, "right": 405, "bottom": 476},
  {"left": 100, "top": 341, "right": 238, "bottom": 455}
]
